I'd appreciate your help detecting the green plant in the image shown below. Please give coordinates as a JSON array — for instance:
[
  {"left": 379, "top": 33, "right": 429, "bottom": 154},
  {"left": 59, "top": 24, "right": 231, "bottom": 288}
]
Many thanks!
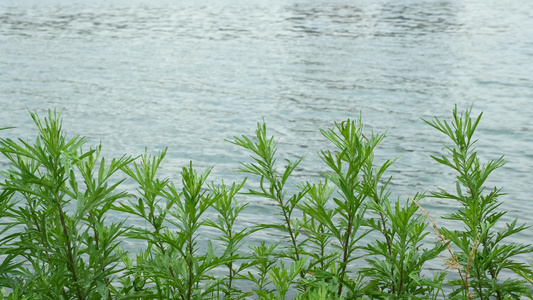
[
  {"left": 205, "top": 181, "right": 258, "bottom": 299},
  {"left": 0, "top": 107, "right": 531, "bottom": 300},
  {"left": 298, "top": 119, "right": 382, "bottom": 298},
  {"left": 425, "top": 105, "right": 533, "bottom": 299},
  {"left": 240, "top": 242, "right": 280, "bottom": 298},
  {"left": 0, "top": 110, "right": 133, "bottom": 299},
  {"left": 231, "top": 123, "right": 308, "bottom": 275},
  {"left": 114, "top": 150, "right": 228, "bottom": 299},
  {"left": 363, "top": 195, "right": 448, "bottom": 299}
]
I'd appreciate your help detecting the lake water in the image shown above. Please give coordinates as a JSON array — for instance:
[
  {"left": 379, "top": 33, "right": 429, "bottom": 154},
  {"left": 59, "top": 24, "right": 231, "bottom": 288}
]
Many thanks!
[{"left": 1, "top": 0, "right": 533, "bottom": 292}]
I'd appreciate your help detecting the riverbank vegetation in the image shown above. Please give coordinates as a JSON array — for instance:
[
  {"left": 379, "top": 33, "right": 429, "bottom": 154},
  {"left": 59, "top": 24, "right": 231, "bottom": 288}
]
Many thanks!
[{"left": 0, "top": 107, "right": 532, "bottom": 299}]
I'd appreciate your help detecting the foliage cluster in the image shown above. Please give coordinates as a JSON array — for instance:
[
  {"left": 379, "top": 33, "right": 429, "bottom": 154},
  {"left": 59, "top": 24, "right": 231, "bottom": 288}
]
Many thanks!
[{"left": 0, "top": 107, "right": 532, "bottom": 299}]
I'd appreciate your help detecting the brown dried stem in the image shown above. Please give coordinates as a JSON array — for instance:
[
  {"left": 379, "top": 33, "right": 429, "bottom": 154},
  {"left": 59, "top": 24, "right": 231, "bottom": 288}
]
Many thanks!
[{"left": 413, "top": 199, "right": 472, "bottom": 300}]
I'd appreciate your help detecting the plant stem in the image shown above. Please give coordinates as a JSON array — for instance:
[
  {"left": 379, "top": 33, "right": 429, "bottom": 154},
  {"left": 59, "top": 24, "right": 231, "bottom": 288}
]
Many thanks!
[
  {"left": 28, "top": 199, "right": 52, "bottom": 264},
  {"left": 227, "top": 227, "right": 234, "bottom": 298},
  {"left": 88, "top": 213, "right": 113, "bottom": 300},
  {"left": 274, "top": 184, "right": 304, "bottom": 278},
  {"left": 50, "top": 162, "right": 84, "bottom": 300},
  {"left": 187, "top": 234, "right": 194, "bottom": 300},
  {"left": 337, "top": 211, "right": 353, "bottom": 297},
  {"left": 57, "top": 196, "right": 84, "bottom": 300},
  {"left": 379, "top": 212, "right": 395, "bottom": 294}
]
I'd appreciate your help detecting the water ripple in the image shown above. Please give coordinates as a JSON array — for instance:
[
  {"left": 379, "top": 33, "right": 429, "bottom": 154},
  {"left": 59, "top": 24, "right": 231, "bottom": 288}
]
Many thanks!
[{"left": 1, "top": 0, "right": 532, "bottom": 271}]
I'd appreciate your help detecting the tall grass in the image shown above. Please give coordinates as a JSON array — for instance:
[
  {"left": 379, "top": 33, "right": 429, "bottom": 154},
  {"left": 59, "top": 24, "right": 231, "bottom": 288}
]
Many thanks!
[{"left": 0, "top": 107, "right": 531, "bottom": 299}]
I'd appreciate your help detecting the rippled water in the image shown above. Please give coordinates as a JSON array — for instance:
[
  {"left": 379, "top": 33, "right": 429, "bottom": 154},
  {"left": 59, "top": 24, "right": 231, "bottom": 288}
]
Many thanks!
[{"left": 1, "top": 0, "right": 533, "bottom": 285}]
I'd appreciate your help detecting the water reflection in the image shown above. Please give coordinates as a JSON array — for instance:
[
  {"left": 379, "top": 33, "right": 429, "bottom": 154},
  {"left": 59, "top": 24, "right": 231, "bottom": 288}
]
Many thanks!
[
  {"left": 283, "top": 1, "right": 460, "bottom": 38},
  {"left": 285, "top": 3, "right": 365, "bottom": 38},
  {"left": 377, "top": 1, "right": 460, "bottom": 36},
  {"left": 0, "top": 1, "right": 461, "bottom": 41}
]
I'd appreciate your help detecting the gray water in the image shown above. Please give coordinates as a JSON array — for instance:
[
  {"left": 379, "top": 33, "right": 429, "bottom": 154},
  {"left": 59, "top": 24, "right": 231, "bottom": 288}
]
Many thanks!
[{"left": 1, "top": 0, "right": 533, "bottom": 289}]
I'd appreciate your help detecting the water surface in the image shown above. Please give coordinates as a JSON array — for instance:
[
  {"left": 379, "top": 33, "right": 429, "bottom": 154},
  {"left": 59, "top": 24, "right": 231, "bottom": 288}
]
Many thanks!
[{"left": 1, "top": 0, "right": 532, "bottom": 286}]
